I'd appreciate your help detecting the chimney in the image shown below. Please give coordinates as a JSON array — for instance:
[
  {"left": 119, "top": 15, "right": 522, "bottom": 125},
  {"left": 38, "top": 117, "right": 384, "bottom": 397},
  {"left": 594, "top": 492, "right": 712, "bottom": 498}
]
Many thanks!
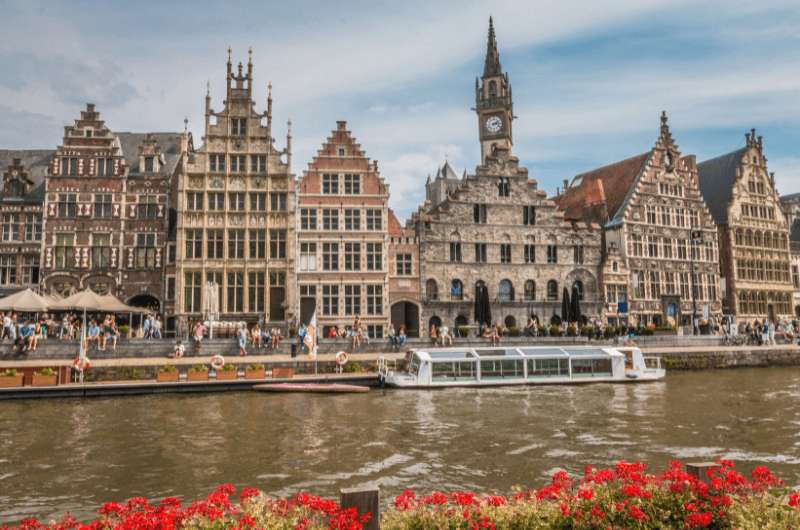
[{"left": 563, "top": 179, "right": 569, "bottom": 191}]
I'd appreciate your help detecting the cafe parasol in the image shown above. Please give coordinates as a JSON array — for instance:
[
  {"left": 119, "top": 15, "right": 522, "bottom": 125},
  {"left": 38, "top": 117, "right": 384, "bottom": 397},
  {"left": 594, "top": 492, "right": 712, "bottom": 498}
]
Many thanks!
[{"left": 0, "top": 288, "right": 51, "bottom": 313}]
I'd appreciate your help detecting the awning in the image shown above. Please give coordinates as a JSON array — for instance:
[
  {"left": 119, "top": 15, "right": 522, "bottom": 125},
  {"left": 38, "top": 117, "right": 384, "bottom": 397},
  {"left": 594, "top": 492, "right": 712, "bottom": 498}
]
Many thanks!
[{"left": 0, "top": 288, "right": 51, "bottom": 312}]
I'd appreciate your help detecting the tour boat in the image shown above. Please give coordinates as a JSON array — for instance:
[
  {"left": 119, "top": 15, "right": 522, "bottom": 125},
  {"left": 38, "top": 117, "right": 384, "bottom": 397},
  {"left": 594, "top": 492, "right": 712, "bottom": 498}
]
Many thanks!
[{"left": 378, "top": 346, "right": 665, "bottom": 388}]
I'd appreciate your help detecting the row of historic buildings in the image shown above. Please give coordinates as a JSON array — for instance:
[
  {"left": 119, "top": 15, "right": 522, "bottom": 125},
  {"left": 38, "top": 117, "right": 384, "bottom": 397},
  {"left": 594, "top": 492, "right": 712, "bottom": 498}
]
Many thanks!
[{"left": 1, "top": 19, "right": 799, "bottom": 337}]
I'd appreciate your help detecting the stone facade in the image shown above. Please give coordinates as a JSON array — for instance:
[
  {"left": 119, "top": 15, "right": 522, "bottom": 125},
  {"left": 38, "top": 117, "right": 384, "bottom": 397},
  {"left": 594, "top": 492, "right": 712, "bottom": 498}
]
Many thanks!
[
  {"left": 174, "top": 50, "right": 295, "bottom": 325},
  {"left": 698, "top": 130, "right": 793, "bottom": 322},
  {"left": 0, "top": 152, "right": 50, "bottom": 296},
  {"left": 297, "top": 121, "right": 389, "bottom": 338},
  {"left": 414, "top": 20, "right": 603, "bottom": 334},
  {"left": 42, "top": 104, "right": 183, "bottom": 308},
  {"left": 388, "top": 210, "right": 421, "bottom": 337},
  {"left": 558, "top": 113, "right": 723, "bottom": 327}
]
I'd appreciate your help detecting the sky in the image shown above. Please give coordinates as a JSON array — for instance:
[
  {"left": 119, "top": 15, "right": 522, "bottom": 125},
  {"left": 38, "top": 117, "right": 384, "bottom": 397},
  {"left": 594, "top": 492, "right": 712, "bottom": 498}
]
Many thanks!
[{"left": 1, "top": 0, "right": 799, "bottom": 220}]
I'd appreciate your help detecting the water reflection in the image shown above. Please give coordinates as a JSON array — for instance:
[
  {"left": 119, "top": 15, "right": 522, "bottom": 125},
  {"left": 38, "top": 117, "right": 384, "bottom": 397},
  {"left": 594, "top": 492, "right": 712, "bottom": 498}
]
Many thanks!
[{"left": 2, "top": 368, "right": 800, "bottom": 523}]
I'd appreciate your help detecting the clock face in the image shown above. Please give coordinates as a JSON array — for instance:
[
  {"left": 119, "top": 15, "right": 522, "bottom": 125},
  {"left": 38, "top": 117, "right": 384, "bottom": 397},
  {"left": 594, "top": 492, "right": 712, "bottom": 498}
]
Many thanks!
[{"left": 485, "top": 116, "right": 503, "bottom": 134}]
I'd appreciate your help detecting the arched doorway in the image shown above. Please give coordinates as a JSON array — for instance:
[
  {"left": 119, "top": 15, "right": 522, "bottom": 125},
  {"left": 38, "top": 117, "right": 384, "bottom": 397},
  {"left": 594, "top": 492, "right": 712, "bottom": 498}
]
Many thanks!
[
  {"left": 504, "top": 315, "right": 516, "bottom": 329},
  {"left": 391, "top": 301, "right": 420, "bottom": 337},
  {"left": 428, "top": 315, "right": 442, "bottom": 333},
  {"left": 128, "top": 294, "right": 161, "bottom": 312}
]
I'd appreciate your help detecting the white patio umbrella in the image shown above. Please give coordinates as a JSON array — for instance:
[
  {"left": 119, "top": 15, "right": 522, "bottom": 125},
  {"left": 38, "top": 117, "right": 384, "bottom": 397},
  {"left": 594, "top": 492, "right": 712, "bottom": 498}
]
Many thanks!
[{"left": 0, "top": 288, "right": 51, "bottom": 313}]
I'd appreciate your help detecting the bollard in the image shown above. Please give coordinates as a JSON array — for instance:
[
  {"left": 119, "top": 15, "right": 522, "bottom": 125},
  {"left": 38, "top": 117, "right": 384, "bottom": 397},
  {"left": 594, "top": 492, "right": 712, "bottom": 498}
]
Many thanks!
[
  {"left": 340, "top": 486, "right": 379, "bottom": 530},
  {"left": 685, "top": 462, "right": 720, "bottom": 483}
]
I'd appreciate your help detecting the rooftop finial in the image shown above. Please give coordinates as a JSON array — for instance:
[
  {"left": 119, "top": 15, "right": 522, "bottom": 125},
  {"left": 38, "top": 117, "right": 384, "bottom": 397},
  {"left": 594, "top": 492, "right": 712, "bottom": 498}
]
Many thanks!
[
  {"left": 248, "top": 47, "right": 252, "bottom": 62},
  {"left": 184, "top": 117, "right": 188, "bottom": 132},
  {"left": 660, "top": 110, "right": 670, "bottom": 137},
  {"left": 227, "top": 47, "right": 232, "bottom": 62},
  {"left": 483, "top": 16, "right": 502, "bottom": 77},
  {"left": 206, "top": 80, "right": 210, "bottom": 97},
  {"left": 268, "top": 82, "right": 272, "bottom": 98}
]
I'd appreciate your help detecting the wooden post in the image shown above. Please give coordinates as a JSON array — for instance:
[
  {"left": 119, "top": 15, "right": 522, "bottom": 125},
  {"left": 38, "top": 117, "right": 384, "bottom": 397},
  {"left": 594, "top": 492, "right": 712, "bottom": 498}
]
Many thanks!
[
  {"left": 686, "top": 462, "right": 720, "bottom": 482},
  {"left": 340, "top": 487, "right": 379, "bottom": 530}
]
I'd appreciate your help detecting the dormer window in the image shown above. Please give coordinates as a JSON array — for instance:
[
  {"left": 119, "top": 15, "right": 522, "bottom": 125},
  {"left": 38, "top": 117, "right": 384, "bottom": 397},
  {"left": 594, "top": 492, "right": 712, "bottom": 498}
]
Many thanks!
[
  {"left": 85, "top": 129, "right": 93, "bottom": 138},
  {"left": 144, "top": 156, "right": 154, "bottom": 173}
]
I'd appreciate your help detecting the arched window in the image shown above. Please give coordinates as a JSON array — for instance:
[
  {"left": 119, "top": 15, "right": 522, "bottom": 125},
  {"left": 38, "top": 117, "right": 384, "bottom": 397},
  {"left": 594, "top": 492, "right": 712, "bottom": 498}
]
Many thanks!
[
  {"left": 488, "top": 80, "right": 497, "bottom": 97},
  {"left": 425, "top": 279, "right": 438, "bottom": 301},
  {"left": 498, "top": 279, "right": 514, "bottom": 302},
  {"left": 547, "top": 280, "right": 558, "bottom": 300},
  {"left": 524, "top": 280, "right": 535, "bottom": 301},
  {"left": 7, "top": 180, "right": 24, "bottom": 197},
  {"left": 572, "top": 280, "right": 584, "bottom": 301},
  {"left": 450, "top": 279, "right": 463, "bottom": 300},
  {"left": 504, "top": 315, "right": 516, "bottom": 329},
  {"left": 455, "top": 314, "right": 469, "bottom": 327}
]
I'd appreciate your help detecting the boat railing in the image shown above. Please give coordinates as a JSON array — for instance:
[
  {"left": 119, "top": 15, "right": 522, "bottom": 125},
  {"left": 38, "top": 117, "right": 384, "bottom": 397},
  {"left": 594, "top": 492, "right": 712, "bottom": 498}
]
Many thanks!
[
  {"left": 642, "top": 356, "right": 662, "bottom": 370},
  {"left": 377, "top": 357, "right": 394, "bottom": 377}
]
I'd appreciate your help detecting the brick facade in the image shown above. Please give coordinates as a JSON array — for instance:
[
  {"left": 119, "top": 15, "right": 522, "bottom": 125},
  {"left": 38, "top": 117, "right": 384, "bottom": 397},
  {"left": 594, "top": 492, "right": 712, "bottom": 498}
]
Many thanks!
[{"left": 297, "top": 121, "right": 389, "bottom": 338}]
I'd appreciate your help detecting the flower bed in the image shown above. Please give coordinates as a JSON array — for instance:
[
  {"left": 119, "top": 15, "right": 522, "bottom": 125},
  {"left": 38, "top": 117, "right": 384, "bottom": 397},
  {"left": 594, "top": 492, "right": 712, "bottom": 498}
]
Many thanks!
[
  {"left": 386, "top": 460, "right": 800, "bottom": 529},
  {"left": 4, "top": 461, "right": 800, "bottom": 529}
]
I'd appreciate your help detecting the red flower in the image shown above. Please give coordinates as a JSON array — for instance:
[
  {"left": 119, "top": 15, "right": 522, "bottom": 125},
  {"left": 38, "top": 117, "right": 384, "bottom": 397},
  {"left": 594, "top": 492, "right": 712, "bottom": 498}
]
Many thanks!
[
  {"left": 627, "top": 504, "right": 648, "bottom": 521},
  {"left": 577, "top": 488, "right": 593, "bottom": 500},
  {"left": 686, "top": 511, "right": 714, "bottom": 527}
]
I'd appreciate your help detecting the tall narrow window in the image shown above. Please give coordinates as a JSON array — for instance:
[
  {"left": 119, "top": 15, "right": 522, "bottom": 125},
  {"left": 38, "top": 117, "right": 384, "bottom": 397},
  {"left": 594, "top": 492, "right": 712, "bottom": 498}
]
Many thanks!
[
  {"left": 573, "top": 245, "right": 584, "bottom": 264},
  {"left": 270, "top": 192, "right": 287, "bottom": 211},
  {"left": 185, "top": 229, "right": 203, "bottom": 259},
  {"left": 228, "top": 229, "right": 245, "bottom": 259},
  {"left": 134, "top": 233, "right": 156, "bottom": 268},
  {"left": 366, "top": 285, "right": 382, "bottom": 315},
  {"left": 183, "top": 272, "right": 202, "bottom": 313},
  {"left": 473, "top": 203, "right": 487, "bottom": 223},
  {"left": 344, "top": 174, "right": 360, "bottom": 194},
  {"left": 137, "top": 195, "right": 158, "bottom": 218},
  {"left": 475, "top": 243, "right": 487, "bottom": 263},
  {"left": 344, "top": 209, "right": 361, "bottom": 230},
  {"left": 91, "top": 234, "right": 111, "bottom": 269},
  {"left": 322, "top": 174, "right": 339, "bottom": 194},
  {"left": 322, "top": 243, "right": 339, "bottom": 271},
  {"left": 228, "top": 192, "right": 245, "bottom": 211},
  {"left": 57, "top": 193, "right": 77, "bottom": 218},
  {"left": 498, "top": 177, "right": 510, "bottom": 197},
  {"left": 300, "top": 242, "right": 317, "bottom": 271},
  {"left": 449, "top": 242, "right": 462, "bottom": 263},
  {"left": 94, "top": 194, "right": 113, "bottom": 218},
  {"left": 269, "top": 229, "right": 286, "bottom": 259},
  {"left": 344, "top": 242, "right": 361, "bottom": 271},
  {"left": 186, "top": 192, "right": 203, "bottom": 211},
  {"left": 55, "top": 233, "right": 73, "bottom": 269},
  {"left": 207, "top": 229, "right": 224, "bottom": 259},
  {"left": 300, "top": 208, "right": 317, "bottom": 230},
  {"left": 524, "top": 244, "right": 535, "bottom": 263},
  {"left": 547, "top": 245, "right": 557, "bottom": 264},
  {"left": 366, "top": 242, "right": 382, "bottom": 271},
  {"left": 249, "top": 192, "right": 267, "bottom": 211},
  {"left": 366, "top": 209, "right": 382, "bottom": 230},
  {"left": 322, "top": 209, "right": 339, "bottom": 230},
  {"left": 249, "top": 229, "right": 266, "bottom": 259},
  {"left": 523, "top": 205, "right": 536, "bottom": 225},
  {"left": 231, "top": 118, "right": 247, "bottom": 136},
  {"left": 226, "top": 272, "right": 244, "bottom": 312},
  {"left": 500, "top": 243, "right": 511, "bottom": 263},
  {"left": 322, "top": 285, "right": 339, "bottom": 315},
  {"left": 248, "top": 272, "right": 265, "bottom": 313},
  {"left": 344, "top": 285, "right": 361, "bottom": 315}
]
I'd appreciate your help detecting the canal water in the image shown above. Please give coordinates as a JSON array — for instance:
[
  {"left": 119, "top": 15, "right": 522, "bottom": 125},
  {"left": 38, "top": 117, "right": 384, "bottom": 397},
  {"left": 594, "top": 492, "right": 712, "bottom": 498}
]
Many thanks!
[{"left": 2, "top": 367, "right": 800, "bottom": 523}]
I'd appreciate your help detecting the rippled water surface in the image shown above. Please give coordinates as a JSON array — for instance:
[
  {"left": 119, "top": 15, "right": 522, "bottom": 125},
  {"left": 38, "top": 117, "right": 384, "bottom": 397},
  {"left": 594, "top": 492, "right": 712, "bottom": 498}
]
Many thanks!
[{"left": 2, "top": 367, "right": 800, "bottom": 523}]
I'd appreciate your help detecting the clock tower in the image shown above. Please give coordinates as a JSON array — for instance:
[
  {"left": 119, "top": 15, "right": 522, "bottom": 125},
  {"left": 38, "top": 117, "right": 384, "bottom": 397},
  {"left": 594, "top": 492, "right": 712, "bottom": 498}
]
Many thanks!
[{"left": 475, "top": 17, "right": 514, "bottom": 165}]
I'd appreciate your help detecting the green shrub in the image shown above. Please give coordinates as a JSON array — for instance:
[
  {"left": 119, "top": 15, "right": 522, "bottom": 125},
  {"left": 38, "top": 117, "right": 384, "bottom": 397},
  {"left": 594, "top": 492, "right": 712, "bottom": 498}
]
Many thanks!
[
  {"left": 0, "top": 368, "right": 18, "bottom": 377},
  {"left": 190, "top": 364, "right": 207, "bottom": 373},
  {"left": 159, "top": 364, "right": 177, "bottom": 373},
  {"left": 247, "top": 363, "right": 264, "bottom": 371},
  {"left": 35, "top": 367, "right": 55, "bottom": 376},
  {"left": 221, "top": 363, "right": 236, "bottom": 372}
]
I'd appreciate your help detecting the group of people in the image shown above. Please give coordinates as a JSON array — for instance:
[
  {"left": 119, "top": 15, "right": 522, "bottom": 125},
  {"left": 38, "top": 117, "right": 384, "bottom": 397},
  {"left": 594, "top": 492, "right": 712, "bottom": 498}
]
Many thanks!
[
  {"left": 83, "top": 315, "right": 121, "bottom": 351},
  {"left": 188, "top": 320, "right": 283, "bottom": 356},
  {"left": 1, "top": 312, "right": 45, "bottom": 353},
  {"left": 734, "top": 318, "right": 800, "bottom": 346},
  {"left": 142, "top": 314, "right": 164, "bottom": 339},
  {"left": 387, "top": 324, "right": 408, "bottom": 350},
  {"left": 325, "top": 316, "right": 370, "bottom": 349}
]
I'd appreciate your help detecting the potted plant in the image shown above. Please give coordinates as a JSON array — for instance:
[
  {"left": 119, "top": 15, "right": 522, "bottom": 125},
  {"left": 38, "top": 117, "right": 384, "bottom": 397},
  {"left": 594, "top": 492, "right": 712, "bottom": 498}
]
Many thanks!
[
  {"left": 215, "top": 363, "right": 237, "bottom": 380},
  {"left": 32, "top": 367, "right": 57, "bottom": 387},
  {"left": 457, "top": 326, "right": 471, "bottom": 338},
  {"left": 157, "top": 364, "right": 179, "bottom": 383},
  {"left": 245, "top": 363, "right": 266, "bottom": 380},
  {"left": 0, "top": 368, "right": 23, "bottom": 388},
  {"left": 187, "top": 364, "right": 209, "bottom": 382}
]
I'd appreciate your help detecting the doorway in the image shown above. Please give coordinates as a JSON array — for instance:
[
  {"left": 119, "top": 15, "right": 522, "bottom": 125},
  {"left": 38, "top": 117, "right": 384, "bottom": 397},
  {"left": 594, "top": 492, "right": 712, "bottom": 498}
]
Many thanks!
[{"left": 391, "top": 301, "right": 420, "bottom": 337}]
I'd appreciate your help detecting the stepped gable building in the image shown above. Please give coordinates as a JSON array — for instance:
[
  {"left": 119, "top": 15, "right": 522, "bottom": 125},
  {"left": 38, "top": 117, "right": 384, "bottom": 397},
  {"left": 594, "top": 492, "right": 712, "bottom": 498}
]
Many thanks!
[
  {"left": 415, "top": 18, "right": 602, "bottom": 333},
  {"left": 175, "top": 49, "right": 295, "bottom": 326},
  {"left": 388, "top": 209, "right": 421, "bottom": 337},
  {"left": 0, "top": 151, "right": 51, "bottom": 295},
  {"left": 698, "top": 130, "right": 793, "bottom": 321},
  {"left": 558, "top": 112, "right": 722, "bottom": 327},
  {"left": 41, "top": 103, "right": 185, "bottom": 309},
  {"left": 297, "top": 121, "right": 389, "bottom": 338}
]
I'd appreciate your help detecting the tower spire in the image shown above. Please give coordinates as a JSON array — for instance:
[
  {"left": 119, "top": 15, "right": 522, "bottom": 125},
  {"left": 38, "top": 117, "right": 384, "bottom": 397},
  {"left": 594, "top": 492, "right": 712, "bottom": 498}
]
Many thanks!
[{"left": 483, "top": 16, "right": 502, "bottom": 77}]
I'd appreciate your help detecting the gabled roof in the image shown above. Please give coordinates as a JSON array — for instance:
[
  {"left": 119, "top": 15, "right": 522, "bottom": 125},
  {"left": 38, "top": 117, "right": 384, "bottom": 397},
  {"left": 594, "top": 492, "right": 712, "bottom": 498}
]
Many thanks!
[
  {"left": 558, "top": 152, "right": 649, "bottom": 224},
  {"left": 781, "top": 192, "right": 800, "bottom": 203},
  {"left": 697, "top": 148, "right": 746, "bottom": 225},
  {"left": 0, "top": 149, "right": 53, "bottom": 187},
  {"left": 116, "top": 132, "right": 183, "bottom": 176},
  {"left": 791, "top": 218, "right": 800, "bottom": 244},
  {"left": 388, "top": 209, "right": 403, "bottom": 236}
]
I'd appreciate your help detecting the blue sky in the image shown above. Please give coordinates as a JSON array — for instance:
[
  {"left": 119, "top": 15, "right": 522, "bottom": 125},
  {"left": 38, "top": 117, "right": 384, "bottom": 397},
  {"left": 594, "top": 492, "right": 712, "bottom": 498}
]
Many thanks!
[{"left": 1, "top": 0, "right": 799, "bottom": 220}]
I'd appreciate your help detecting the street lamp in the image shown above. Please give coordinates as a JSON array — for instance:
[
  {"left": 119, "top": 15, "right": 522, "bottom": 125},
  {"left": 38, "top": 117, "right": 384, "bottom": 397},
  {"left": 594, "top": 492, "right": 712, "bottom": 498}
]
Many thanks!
[{"left": 690, "top": 229, "right": 703, "bottom": 335}]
